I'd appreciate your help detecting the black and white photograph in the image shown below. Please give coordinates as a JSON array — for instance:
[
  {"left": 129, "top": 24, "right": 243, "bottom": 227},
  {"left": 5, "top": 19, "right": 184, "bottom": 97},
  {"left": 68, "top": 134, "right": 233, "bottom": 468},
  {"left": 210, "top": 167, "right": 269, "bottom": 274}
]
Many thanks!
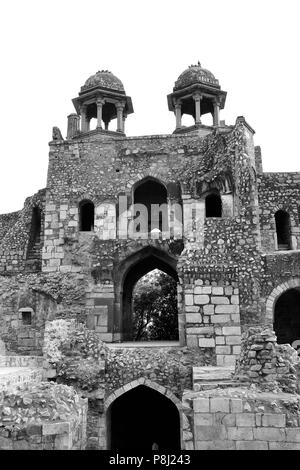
[{"left": 0, "top": 0, "right": 299, "bottom": 458}]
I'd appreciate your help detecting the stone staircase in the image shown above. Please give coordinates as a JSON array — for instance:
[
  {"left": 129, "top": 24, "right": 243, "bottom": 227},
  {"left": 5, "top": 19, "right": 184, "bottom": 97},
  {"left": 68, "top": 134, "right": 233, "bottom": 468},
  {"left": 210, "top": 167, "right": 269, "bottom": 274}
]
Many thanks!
[
  {"left": 193, "top": 366, "right": 236, "bottom": 391},
  {"left": 25, "top": 235, "right": 42, "bottom": 271},
  {"left": 0, "top": 356, "right": 43, "bottom": 392},
  {"left": 278, "top": 244, "right": 290, "bottom": 251}
]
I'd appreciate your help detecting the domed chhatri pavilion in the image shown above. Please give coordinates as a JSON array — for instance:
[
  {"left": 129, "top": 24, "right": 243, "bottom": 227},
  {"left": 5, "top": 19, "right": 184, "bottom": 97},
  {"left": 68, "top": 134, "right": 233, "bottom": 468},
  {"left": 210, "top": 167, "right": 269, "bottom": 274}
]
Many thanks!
[
  {"left": 70, "top": 69, "right": 133, "bottom": 135},
  {"left": 168, "top": 61, "right": 226, "bottom": 131},
  {"left": 0, "top": 63, "right": 300, "bottom": 451}
]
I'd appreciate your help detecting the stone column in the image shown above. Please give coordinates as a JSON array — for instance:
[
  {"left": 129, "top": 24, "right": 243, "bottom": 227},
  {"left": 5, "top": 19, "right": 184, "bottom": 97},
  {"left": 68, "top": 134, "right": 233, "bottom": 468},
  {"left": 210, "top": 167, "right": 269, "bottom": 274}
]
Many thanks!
[
  {"left": 80, "top": 105, "right": 87, "bottom": 132},
  {"left": 104, "top": 121, "right": 109, "bottom": 130},
  {"left": 175, "top": 101, "right": 182, "bottom": 129},
  {"left": 213, "top": 99, "right": 220, "bottom": 126},
  {"left": 116, "top": 102, "right": 125, "bottom": 132},
  {"left": 96, "top": 98, "right": 105, "bottom": 129},
  {"left": 122, "top": 112, "right": 127, "bottom": 134},
  {"left": 193, "top": 94, "right": 202, "bottom": 124}
]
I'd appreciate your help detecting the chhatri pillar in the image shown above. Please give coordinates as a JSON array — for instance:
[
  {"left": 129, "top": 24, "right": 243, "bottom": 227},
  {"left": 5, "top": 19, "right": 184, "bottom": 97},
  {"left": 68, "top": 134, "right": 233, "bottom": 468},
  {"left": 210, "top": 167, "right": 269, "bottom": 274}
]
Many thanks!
[
  {"left": 193, "top": 93, "right": 202, "bottom": 124},
  {"left": 175, "top": 101, "right": 182, "bottom": 129},
  {"left": 96, "top": 98, "right": 105, "bottom": 129}
]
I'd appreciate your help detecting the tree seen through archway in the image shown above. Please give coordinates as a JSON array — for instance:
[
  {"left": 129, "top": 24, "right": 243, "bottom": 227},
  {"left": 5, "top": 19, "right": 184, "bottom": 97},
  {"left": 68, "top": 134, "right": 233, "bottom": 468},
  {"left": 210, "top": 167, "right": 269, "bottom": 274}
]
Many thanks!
[{"left": 132, "top": 269, "right": 178, "bottom": 341}]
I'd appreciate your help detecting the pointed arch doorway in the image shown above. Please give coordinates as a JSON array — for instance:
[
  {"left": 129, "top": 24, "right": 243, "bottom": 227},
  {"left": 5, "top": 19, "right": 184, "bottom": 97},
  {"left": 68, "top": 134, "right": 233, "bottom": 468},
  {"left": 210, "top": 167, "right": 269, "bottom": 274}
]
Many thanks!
[{"left": 107, "top": 385, "right": 181, "bottom": 451}]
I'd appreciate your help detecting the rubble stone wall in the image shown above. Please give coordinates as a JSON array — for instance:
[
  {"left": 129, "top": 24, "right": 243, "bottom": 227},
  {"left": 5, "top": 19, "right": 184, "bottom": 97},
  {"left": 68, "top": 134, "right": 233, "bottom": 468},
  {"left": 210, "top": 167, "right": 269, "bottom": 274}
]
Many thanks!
[
  {"left": 0, "top": 382, "right": 88, "bottom": 450},
  {"left": 258, "top": 172, "right": 300, "bottom": 253},
  {"left": 0, "top": 273, "right": 87, "bottom": 355}
]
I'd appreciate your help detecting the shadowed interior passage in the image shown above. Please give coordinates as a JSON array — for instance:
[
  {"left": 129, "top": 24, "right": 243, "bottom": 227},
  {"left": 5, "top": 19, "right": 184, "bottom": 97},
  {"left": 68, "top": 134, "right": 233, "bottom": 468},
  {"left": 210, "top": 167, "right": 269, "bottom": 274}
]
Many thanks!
[{"left": 109, "top": 385, "right": 181, "bottom": 451}]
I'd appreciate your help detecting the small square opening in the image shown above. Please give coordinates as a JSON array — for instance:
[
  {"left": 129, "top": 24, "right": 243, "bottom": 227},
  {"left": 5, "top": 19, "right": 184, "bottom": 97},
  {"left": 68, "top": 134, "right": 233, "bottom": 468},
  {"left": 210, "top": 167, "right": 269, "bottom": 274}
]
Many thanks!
[{"left": 22, "top": 311, "right": 32, "bottom": 325}]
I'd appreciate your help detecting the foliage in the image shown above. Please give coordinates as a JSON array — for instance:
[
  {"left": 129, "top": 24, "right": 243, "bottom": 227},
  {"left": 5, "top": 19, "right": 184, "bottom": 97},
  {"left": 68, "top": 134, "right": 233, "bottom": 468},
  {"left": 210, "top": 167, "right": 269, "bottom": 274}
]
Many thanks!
[{"left": 132, "top": 270, "right": 178, "bottom": 341}]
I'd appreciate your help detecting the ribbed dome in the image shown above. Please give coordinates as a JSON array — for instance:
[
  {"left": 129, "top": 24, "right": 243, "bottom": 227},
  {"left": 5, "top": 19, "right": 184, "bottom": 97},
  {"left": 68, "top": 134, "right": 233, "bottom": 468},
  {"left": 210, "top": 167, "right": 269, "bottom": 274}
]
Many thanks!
[
  {"left": 81, "top": 70, "right": 125, "bottom": 93},
  {"left": 174, "top": 62, "right": 219, "bottom": 90}
]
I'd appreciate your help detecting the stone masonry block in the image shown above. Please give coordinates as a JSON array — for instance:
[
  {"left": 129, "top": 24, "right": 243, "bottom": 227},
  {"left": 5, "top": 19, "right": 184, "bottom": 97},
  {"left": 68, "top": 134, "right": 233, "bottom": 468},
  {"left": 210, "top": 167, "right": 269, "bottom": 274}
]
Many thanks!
[
  {"left": 194, "top": 286, "right": 212, "bottom": 294},
  {"left": 285, "top": 429, "right": 300, "bottom": 442},
  {"left": 236, "top": 441, "right": 268, "bottom": 450},
  {"left": 186, "top": 335, "right": 198, "bottom": 348},
  {"left": 185, "top": 295, "right": 193, "bottom": 305},
  {"left": 195, "top": 425, "right": 227, "bottom": 442},
  {"left": 262, "top": 414, "right": 286, "bottom": 428},
  {"left": 211, "top": 315, "right": 230, "bottom": 323},
  {"left": 222, "top": 326, "right": 241, "bottom": 335},
  {"left": 198, "top": 338, "right": 215, "bottom": 347},
  {"left": 187, "top": 327, "right": 205, "bottom": 334},
  {"left": 227, "top": 427, "right": 254, "bottom": 441},
  {"left": 194, "top": 295, "right": 210, "bottom": 305},
  {"left": 225, "top": 287, "right": 233, "bottom": 295},
  {"left": 216, "top": 356, "right": 225, "bottom": 366},
  {"left": 185, "top": 313, "right": 202, "bottom": 323},
  {"left": 212, "top": 287, "right": 224, "bottom": 295},
  {"left": 230, "top": 399, "right": 243, "bottom": 413},
  {"left": 216, "top": 336, "right": 225, "bottom": 344},
  {"left": 194, "top": 413, "right": 213, "bottom": 426},
  {"left": 195, "top": 440, "right": 235, "bottom": 450},
  {"left": 193, "top": 398, "right": 210, "bottom": 413},
  {"left": 211, "top": 297, "right": 229, "bottom": 305},
  {"left": 210, "top": 397, "right": 230, "bottom": 413},
  {"left": 269, "top": 442, "right": 300, "bottom": 450},
  {"left": 253, "top": 428, "right": 285, "bottom": 441},
  {"left": 215, "top": 305, "right": 239, "bottom": 314},
  {"left": 43, "top": 422, "right": 70, "bottom": 436},
  {"left": 225, "top": 336, "right": 241, "bottom": 345},
  {"left": 196, "top": 326, "right": 214, "bottom": 334},
  {"left": 185, "top": 306, "right": 200, "bottom": 313},
  {"left": 223, "top": 355, "right": 237, "bottom": 366},
  {"left": 203, "top": 305, "right": 214, "bottom": 315},
  {"left": 220, "top": 414, "right": 236, "bottom": 427},
  {"left": 216, "top": 346, "right": 231, "bottom": 355},
  {"left": 231, "top": 314, "right": 240, "bottom": 323},
  {"left": 236, "top": 413, "right": 255, "bottom": 427},
  {"left": 231, "top": 295, "right": 239, "bottom": 304}
]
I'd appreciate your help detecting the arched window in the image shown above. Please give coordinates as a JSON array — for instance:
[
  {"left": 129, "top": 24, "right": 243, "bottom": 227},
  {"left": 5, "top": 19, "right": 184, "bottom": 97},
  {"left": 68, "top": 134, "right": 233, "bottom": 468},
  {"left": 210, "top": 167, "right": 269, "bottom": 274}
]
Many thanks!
[
  {"left": 275, "top": 210, "right": 291, "bottom": 250},
  {"left": 133, "top": 178, "right": 168, "bottom": 233},
  {"left": 79, "top": 200, "right": 94, "bottom": 231},
  {"left": 205, "top": 193, "right": 222, "bottom": 218},
  {"left": 121, "top": 250, "right": 179, "bottom": 342}
]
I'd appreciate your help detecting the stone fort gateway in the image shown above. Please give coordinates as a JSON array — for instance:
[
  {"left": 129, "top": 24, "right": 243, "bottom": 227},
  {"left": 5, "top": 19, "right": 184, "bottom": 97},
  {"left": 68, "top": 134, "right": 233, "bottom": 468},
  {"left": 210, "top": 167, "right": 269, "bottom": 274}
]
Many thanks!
[{"left": 0, "top": 62, "right": 300, "bottom": 451}]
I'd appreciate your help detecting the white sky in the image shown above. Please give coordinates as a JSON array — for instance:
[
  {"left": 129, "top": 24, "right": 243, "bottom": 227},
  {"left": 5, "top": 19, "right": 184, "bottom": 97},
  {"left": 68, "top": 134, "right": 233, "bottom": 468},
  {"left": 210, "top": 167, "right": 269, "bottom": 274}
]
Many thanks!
[{"left": 0, "top": 0, "right": 299, "bottom": 214}]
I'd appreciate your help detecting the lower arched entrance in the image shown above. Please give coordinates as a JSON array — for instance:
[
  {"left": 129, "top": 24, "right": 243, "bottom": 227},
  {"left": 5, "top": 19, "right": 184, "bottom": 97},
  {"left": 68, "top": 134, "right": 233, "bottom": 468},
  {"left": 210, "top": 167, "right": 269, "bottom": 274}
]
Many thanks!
[
  {"left": 274, "top": 287, "right": 300, "bottom": 349},
  {"left": 108, "top": 385, "right": 181, "bottom": 451}
]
